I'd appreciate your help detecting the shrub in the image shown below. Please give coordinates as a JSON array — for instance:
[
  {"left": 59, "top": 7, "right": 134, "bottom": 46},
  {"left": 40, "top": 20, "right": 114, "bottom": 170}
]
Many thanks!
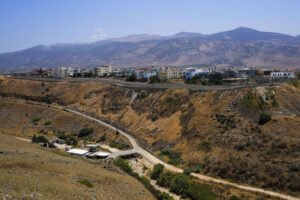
[
  {"left": 197, "top": 141, "right": 212, "bottom": 152},
  {"left": 149, "top": 75, "right": 160, "bottom": 84},
  {"left": 32, "top": 134, "right": 37, "bottom": 143},
  {"left": 158, "top": 192, "right": 174, "bottom": 200},
  {"left": 187, "top": 182, "right": 217, "bottom": 200},
  {"left": 113, "top": 158, "right": 132, "bottom": 174},
  {"left": 32, "top": 117, "right": 41, "bottom": 123},
  {"left": 32, "top": 135, "right": 49, "bottom": 144},
  {"left": 113, "top": 158, "right": 163, "bottom": 199},
  {"left": 140, "top": 176, "right": 150, "bottom": 185},
  {"left": 44, "top": 120, "right": 52, "bottom": 126},
  {"left": 78, "top": 128, "right": 93, "bottom": 137},
  {"left": 125, "top": 73, "right": 137, "bottom": 82},
  {"left": 258, "top": 113, "right": 272, "bottom": 125},
  {"left": 41, "top": 82, "right": 45, "bottom": 87},
  {"left": 170, "top": 174, "right": 190, "bottom": 197},
  {"left": 184, "top": 168, "right": 192, "bottom": 176},
  {"left": 45, "top": 88, "right": 50, "bottom": 92},
  {"left": 77, "top": 179, "right": 93, "bottom": 188},
  {"left": 98, "top": 134, "right": 106, "bottom": 142},
  {"left": 160, "top": 148, "right": 182, "bottom": 165},
  {"left": 157, "top": 171, "right": 176, "bottom": 188},
  {"left": 230, "top": 195, "right": 240, "bottom": 200},
  {"left": 290, "top": 80, "right": 299, "bottom": 87},
  {"left": 151, "top": 163, "right": 165, "bottom": 180},
  {"left": 242, "top": 91, "right": 267, "bottom": 110}
]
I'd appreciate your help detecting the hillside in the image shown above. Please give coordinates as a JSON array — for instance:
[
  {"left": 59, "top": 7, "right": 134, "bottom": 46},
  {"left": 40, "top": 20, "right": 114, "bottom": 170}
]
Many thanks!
[
  {"left": 0, "top": 77, "right": 299, "bottom": 198},
  {"left": 1, "top": 27, "right": 300, "bottom": 71},
  {"left": 0, "top": 134, "right": 154, "bottom": 199}
]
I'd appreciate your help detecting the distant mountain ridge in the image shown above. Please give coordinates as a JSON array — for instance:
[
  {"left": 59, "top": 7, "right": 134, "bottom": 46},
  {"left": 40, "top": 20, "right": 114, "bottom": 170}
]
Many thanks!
[{"left": 1, "top": 27, "right": 300, "bottom": 71}]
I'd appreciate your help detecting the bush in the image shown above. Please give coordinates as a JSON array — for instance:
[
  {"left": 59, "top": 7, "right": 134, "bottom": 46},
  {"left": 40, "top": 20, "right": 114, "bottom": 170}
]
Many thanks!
[
  {"left": 151, "top": 163, "right": 165, "bottom": 180},
  {"left": 230, "top": 195, "right": 240, "bottom": 200},
  {"left": 32, "top": 117, "right": 41, "bottom": 123},
  {"left": 77, "top": 179, "right": 93, "bottom": 188},
  {"left": 44, "top": 120, "right": 52, "bottom": 126},
  {"left": 197, "top": 141, "right": 212, "bottom": 152},
  {"left": 258, "top": 112, "right": 272, "bottom": 125},
  {"left": 41, "top": 82, "right": 45, "bottom": 87},
  {"left": 290, "top": 80, "right": 299, "bottom": 87},
  {"left": 113, "top": 158, "right": 132, "bottom": 174},
  {"left": 160, "top": 148, "right": 182, "bottom": 166},
  {"left": 149, "top": 75, "right": 160, "bottom": 84},
  {"left": 158, "top": 192, "right": 174, "bottom": 200},
  {"left": 98, "top": 134, "right": 106, "bottom": 142},
  {"left": 187, "top": 182, "right": 217, "bottom": 200},
  {"left": 32, "top": 135, "right": 49, "bottom": 144},
  {"left": 32, "top": 134, "right": 37, "bottom": 143},
  {"left": 242, "top": 91, "right": 267, "bottom": 110},
  {"left": 78, "top": 128, "right": 93, "bottom": 137},
  {"left": 140, "top": 176, "right": 150, "bottom": 185},
  {"left": 170, "top": 174, "right": 190, "bottom": 197},
  {"left": 184, "top": 168, "right": 192, "bottom": 176},
  {"left": 58, "top": 133, "right": 77, "bottom": 145},
  {"left": 113, "top": 158, "right": 163, "bottom": 199},
  {"left": 125, "top": 73, "right": 137, "bottom": 82},
  {"left": 157, "top": 171, "right": 176, "bottom": 188}
]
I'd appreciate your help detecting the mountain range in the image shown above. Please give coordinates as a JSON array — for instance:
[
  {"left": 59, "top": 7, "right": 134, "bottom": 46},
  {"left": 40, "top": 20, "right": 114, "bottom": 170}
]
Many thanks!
[{"left": 1, "top": 27, "right": 300, "bottom": 71}]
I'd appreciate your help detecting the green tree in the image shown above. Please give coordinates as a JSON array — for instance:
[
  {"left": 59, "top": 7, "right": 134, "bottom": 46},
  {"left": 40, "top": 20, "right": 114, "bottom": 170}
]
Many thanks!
[
  {"left": 151, "top": 163, "right": 164, "bottom": 180},
  {"left": 32, "top": 134, "right": 37, "bottom": 143},
  {"left": 157, "top": 171, "right": 175, "bottom": 188},
  {"left": 125, "top": 73, "right": 137, "bottom": 82},
  {"left": 170, "top": 174, "right": 190, "bottom": 196}
]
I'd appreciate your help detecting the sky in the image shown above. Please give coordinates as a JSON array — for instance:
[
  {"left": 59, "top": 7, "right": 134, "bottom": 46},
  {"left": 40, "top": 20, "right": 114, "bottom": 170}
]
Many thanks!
[{"left": 0, "top": 0, "right": 300, "bottom": 53}]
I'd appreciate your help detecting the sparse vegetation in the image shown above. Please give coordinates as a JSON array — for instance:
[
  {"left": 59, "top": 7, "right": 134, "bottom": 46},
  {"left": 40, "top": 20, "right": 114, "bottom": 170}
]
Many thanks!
[
  {"left": 289, "top": 80, "right": 299, "bottom": 87},
  {"left": 78, "top": 127, "right": 93, "bottom": 137},
  {"left": 258, "top": 112, "right": 271, "bottom": 125},
  {"left": 32, "top": 117, "right": 41, "bottom": 123},
  {"left": 44, "top": 120, "right": 52, "bottom": 126},
  {"left": 242, "top": 91, "right": 267, "bottom": 110},
  {"left": 113, "top": 158, "right": 168, "bottom": 199},
  {"left": 109, "top": 140, "right": 130, "bottom": 150},
  {"left": 77, "top": 179, "right": 93, "bottom": 188},
  {"left": 197, "top": 141, "right": 212, "bottom": 152},
  {"left": 159, "top": 148, "right": 182, "bottom": 165}
]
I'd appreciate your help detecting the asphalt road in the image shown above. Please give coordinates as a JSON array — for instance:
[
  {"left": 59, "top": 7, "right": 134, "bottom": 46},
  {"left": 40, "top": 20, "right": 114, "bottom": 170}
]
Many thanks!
[
  {"left": 5, "top": 97, "right": 299, "bottom": 200},
  {"left": 9, "top": 76, "right": 281, "bottom": 91}
]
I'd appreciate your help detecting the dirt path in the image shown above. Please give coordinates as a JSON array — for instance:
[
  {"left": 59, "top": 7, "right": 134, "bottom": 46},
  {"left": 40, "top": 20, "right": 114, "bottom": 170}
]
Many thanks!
[{"left": 6, "top": 98, "right": 300, "bottom": 200}]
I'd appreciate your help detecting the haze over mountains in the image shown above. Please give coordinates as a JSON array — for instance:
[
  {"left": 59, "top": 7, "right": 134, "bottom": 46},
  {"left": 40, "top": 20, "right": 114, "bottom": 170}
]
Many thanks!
[{"left": 1, "top": 27, "right": 300, "bottom": 72}]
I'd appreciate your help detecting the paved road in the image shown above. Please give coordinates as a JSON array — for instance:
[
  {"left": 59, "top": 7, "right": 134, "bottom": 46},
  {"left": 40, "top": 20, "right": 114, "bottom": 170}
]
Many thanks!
[
  {"left": 9, "top": 76, "right": 281, "bottom": 91},
  {"left": 6, "top": 98, "right": 299, "bottom": 200}
]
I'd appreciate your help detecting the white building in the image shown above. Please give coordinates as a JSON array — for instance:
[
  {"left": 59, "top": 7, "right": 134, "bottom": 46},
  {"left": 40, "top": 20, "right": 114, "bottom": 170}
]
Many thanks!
[
  {"left": 271, "top": 72, "right": 295, "bottom": 78},
  {"left": 167, "top": 68, "right": 180, "bottom": 79},
  {"left": 52, "top": 67, "right": 67, "bottom": 78},
  {"left": 67, "top": 149, "right": 89, "bottom": 156},
  {"left": 94, "top": 65, "right": 112, "bottom": 77}
]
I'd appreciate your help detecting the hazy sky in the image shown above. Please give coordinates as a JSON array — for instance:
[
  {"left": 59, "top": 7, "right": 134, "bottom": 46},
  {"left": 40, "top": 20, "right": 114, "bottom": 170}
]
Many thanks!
[{"left": 0, "top": 0, "right": 300, "bottom": 53}]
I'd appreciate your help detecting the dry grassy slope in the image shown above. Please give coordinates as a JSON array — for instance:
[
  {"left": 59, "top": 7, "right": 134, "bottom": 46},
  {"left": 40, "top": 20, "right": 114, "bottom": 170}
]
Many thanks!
[
  {"left": 0, "top": 99, "right": 131, "bottom": 148},
  {"left": 0, "top": 78, "right": 300, "bottom": 196},
  {"left": 0, "top": 134, "right": 154, "bottom": 200}
]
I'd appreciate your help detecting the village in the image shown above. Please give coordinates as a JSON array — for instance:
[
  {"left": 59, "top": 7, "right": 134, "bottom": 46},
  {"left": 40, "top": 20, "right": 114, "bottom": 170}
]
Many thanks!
[{"left": 8, "top": 65, "right": 298, "bottom": 86}]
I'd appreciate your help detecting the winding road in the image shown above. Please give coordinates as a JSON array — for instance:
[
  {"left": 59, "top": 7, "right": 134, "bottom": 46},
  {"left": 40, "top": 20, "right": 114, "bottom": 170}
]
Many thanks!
[{"left": 5, "top": 98, "right": 300, "bottom": 200}]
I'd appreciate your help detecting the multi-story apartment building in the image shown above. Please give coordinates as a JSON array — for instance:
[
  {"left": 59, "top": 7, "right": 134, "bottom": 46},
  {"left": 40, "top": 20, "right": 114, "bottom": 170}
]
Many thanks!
[{"left": 94, "top": 65, "right": 112, "bottom": 77}]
